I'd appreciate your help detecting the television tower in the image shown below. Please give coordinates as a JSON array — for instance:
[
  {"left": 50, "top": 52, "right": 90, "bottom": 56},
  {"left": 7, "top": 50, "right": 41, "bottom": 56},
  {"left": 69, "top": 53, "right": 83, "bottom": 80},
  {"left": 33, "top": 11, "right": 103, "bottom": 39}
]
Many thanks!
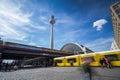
[{"left": 50, "top": 14, "right": 55, "bottom": 49}]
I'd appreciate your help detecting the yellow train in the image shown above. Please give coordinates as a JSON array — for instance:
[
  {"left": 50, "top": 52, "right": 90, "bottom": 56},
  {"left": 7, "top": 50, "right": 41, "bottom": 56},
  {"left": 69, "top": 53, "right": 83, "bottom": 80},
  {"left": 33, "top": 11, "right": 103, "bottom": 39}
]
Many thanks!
[{"left": 54, "top": 50, "right": 120, "bottom": 67}]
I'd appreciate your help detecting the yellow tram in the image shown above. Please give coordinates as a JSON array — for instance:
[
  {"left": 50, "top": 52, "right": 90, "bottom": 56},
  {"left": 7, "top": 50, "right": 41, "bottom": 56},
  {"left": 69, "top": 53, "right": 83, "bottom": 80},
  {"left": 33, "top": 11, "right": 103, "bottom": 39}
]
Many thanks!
[{"left": 53, "top": 50, "right": 120, "bottom": 67}]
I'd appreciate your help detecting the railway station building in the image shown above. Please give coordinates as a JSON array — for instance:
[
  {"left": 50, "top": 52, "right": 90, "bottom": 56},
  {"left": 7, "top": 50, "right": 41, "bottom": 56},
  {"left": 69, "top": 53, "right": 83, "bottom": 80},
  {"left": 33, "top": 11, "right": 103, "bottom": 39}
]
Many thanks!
[{"left": 61, "top": 43, "right": 94, "bottom": 55}]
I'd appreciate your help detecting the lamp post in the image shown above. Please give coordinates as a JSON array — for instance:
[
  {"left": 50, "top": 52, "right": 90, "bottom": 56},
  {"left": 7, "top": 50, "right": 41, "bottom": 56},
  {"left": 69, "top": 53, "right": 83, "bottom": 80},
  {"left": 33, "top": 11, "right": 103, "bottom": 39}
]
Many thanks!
[{"left": 50, "top": 15, "right": 55, "bottom": 49}]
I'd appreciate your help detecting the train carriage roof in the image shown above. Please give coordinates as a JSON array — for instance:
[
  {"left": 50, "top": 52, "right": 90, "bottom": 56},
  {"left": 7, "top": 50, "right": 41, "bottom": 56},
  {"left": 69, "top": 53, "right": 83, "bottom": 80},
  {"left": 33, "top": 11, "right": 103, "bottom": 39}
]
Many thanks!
[{"left": 94, "top": 50, "right": 120, "bottom": 54}]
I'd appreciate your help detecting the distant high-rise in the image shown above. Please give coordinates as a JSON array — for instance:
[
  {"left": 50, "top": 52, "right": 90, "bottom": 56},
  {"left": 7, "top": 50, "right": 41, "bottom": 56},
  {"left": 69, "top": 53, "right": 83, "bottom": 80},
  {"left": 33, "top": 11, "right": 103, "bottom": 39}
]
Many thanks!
[{"left": 110, "top": 1, "right": 120, "bottom": 50}]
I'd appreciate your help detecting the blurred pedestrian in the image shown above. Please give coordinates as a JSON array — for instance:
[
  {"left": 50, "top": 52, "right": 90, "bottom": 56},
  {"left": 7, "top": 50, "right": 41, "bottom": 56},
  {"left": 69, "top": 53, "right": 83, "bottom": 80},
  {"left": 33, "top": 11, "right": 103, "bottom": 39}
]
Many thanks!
[
  {"left": 105, "top": 58, "right": 112, "bottom": 69},
  {"left": 81, "top": 61, "right": 92, "bottom": 80},
  {"left": 99, "top": 58, "right": 104, "bottom": 68},
  {"left": 5, "top": 63, "right": 9, "bottom": 71},
  {"left": 103, "top": 58, "right": 107, "bottom": 66},
  {"left": 14, "top": 65, "right": 18, "bottom": 70},
  {"left": 0, "top": 62, "right": 2, "bottom": 70}
]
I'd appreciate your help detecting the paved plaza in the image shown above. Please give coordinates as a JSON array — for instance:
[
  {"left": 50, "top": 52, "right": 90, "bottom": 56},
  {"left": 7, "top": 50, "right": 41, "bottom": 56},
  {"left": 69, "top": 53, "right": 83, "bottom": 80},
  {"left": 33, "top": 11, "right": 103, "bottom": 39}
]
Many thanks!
[{"left": 0, "top": 67, "right": 120, "bottom": 80}]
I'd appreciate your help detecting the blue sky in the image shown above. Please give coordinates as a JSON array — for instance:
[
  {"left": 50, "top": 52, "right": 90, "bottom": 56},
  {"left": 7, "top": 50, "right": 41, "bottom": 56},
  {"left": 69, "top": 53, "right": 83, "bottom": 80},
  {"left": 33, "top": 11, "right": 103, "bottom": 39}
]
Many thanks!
[{"left": 0, "top": 0, "right": 118, "bottom": 52}]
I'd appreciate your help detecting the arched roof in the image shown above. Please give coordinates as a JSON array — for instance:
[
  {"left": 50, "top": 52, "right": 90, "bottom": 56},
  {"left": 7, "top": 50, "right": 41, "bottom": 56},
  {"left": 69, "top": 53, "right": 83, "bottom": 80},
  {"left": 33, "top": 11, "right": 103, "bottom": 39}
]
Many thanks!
[{"left": 61, "top": 43, "right": 93, "bottom": 55}]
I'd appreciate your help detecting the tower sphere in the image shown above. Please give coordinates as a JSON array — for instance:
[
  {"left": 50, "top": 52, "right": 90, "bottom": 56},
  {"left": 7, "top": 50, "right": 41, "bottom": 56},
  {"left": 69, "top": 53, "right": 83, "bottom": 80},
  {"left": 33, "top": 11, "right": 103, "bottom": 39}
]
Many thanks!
[{"left": 50, "top": 15, "right": 55, "bottom": 25}]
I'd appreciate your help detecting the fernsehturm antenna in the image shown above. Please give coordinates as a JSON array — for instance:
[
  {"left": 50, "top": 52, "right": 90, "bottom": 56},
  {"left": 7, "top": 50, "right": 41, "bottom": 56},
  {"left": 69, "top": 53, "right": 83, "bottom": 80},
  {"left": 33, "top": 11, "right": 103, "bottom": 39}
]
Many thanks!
[{"left": 49, "top": 5, "right": 55, "bottom": 49}]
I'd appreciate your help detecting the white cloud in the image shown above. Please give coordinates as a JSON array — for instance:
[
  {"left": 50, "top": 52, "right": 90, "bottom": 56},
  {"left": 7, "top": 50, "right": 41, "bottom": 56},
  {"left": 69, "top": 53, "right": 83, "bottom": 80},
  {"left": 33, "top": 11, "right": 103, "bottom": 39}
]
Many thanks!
[
  {"left": 54, "top": 29, "right": 89, "bottom": 49},
  {"left": 29, "top": 23, "right": 47, "bottom": 31},
  {"left": 85, "top": 37, "right": 113, "bottom": 52},
  {"left": 28, "top": 41, "right": 36, "bottom": 46},
  {"left": 93, "top": 19, "right": 107, "bottom": 31},
  {"left": 39, "top": 16, "right": 49, "bottom": 25},
  {"left": 0, "top": 0, "right": 47, "bottom": 41},
  {"left": 56, "top": 13, "right": 77, "bottom": 26},
  {"left": 0, "top": 0, "right": 32, "bottom": 40},
  {"left": 63, "top": 30, "right": 83, "bottom": 40}
]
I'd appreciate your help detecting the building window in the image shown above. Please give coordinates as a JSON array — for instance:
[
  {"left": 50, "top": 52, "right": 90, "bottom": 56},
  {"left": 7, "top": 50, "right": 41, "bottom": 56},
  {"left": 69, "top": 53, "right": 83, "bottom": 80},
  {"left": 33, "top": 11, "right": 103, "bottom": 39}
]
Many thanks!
[{"left": 113, "top": 5, "right": 119, "bottom": 9}]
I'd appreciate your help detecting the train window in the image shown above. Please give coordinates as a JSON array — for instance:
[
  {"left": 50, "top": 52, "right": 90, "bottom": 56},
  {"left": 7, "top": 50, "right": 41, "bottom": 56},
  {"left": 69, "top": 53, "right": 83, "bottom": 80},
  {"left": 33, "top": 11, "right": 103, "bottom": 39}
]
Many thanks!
[
  {"left": 55, "top": 60, "right": 62, "bottom": 63},
  {"left": 67, "top": 58, "right": 76, "bottom": 63},
  {"left": 82, "top": 56, "right": 95, "bottom": 62},
  {"left": 105, "top": 54, "right": 118, "bottom": 61}
]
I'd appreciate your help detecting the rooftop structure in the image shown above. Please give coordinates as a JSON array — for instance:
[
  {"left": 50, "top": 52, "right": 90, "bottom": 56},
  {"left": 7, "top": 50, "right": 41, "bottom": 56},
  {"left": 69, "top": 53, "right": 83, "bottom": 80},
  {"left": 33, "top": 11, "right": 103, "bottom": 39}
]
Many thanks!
[{"left": 60, "top": 43, "right": 94, "bottom": 54}]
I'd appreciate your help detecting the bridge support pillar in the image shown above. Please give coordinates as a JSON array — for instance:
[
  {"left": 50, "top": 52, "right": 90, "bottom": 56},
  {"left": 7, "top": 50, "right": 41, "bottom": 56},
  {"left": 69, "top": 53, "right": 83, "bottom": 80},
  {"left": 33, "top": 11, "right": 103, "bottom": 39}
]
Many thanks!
[{"left": 19, "top": 57, "right": 26, "bottom": 68}]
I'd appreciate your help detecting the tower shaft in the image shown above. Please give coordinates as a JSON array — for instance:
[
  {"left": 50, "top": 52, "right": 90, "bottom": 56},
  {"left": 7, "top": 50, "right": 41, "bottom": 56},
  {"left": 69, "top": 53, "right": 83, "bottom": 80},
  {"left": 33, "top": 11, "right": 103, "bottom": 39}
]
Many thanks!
[
  {"left": 50, "top": 15, "right": 55, "bottom": 49},
  {"left": 50, "top": 24, "right": 54, "bottom": 49}
]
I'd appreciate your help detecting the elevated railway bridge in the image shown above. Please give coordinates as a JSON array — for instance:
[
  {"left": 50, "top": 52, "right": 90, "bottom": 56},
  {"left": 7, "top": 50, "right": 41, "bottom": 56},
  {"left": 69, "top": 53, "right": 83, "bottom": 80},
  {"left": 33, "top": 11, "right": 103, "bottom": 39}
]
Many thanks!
[{"left": 0, "top": 40, "right": 73, "bottom": 67}]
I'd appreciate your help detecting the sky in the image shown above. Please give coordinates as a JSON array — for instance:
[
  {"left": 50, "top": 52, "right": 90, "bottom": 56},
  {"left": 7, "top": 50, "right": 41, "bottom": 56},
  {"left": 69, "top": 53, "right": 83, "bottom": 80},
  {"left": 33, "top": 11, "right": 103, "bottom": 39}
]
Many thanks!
[{"left": 0, "top": 0, "right": 119, "bottom": 52}]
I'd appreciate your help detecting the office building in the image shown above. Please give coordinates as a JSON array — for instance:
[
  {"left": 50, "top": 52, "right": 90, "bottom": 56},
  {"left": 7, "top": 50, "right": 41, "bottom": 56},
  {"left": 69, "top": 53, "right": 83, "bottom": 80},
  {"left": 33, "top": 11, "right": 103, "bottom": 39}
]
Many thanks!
[{"left": 110, "top": 1, "right": 120, "bottom": 50}]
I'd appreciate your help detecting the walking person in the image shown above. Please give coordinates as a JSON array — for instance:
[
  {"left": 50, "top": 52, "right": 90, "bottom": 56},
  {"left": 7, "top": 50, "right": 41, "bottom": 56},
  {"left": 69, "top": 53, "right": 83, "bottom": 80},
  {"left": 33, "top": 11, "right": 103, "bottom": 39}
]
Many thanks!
[
  {"left": 5, "top": 63, "right": 9, "bottom": 71},
  {"left": 81, "top": 61, "right": 92, "bottom": 80},
  {"left": 99, "top": 58, "right": 104, "bottom": 68},
  {"left": 0, "top": 64, "right": 1, "bottom": 71},
  {"left": 105, "top": 58, "right": 112, "bottom": 69}
]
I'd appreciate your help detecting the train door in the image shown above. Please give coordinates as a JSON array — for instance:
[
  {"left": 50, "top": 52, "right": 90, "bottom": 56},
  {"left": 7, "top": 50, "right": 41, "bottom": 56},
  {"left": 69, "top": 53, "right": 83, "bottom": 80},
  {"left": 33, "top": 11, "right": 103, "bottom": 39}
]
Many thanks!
[
  {"left": 78, "top": 56, "right": 81, "bottom": 66},
  {"left": 66, "top": 56, "right": 79, "bottom": 67},
  {"left": 67, "top": 58, "right": 76, "bottom": 66}
]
